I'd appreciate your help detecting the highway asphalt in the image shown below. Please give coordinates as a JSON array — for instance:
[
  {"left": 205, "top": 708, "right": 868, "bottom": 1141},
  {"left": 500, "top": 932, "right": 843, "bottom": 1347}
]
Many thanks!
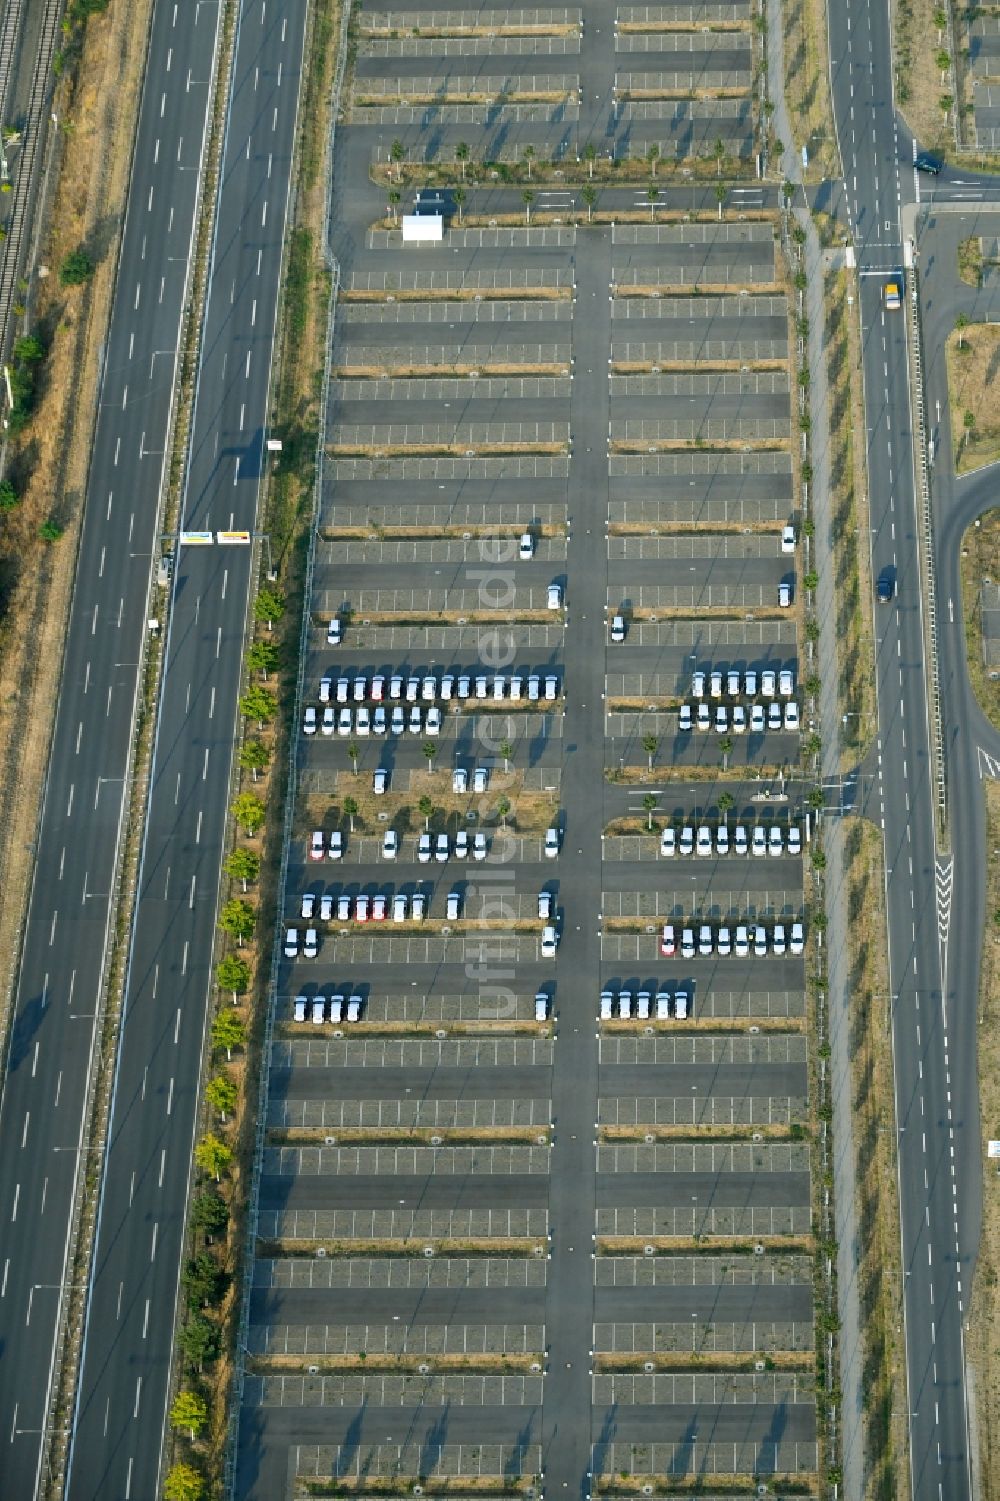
[
  {"left": 62, "top": 1, "right": 307, "bottom": 1498},
  {"left": 0, "top": 1, "right": 223, "bottom": 1495},
  {"left": 829, "top": 4, "right": 978, "bottom": 1497}
]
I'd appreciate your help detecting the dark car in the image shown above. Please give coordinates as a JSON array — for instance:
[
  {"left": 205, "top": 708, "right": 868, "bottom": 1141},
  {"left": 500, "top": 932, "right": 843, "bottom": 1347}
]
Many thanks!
[
  {"left": 877, "top": 570, "right": 895, "bottom": 604},
  {"left": 914, "top": 152, "right": 943, "bottom": 175}
]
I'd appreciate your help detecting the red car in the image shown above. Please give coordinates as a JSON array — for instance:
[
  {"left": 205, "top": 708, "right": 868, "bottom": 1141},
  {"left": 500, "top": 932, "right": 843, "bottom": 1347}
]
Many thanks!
[{"left": 660, "top": 923, "right": 676, "bottom": 957}]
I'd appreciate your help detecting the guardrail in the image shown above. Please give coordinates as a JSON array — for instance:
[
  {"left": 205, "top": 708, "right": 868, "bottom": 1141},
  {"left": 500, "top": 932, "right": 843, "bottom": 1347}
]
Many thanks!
[
  {"left": 908, "top": 272, "right": 948, "bottom": 838},
  {"left": 222, "top": 0, "right": 354, "bottom": 1491}
]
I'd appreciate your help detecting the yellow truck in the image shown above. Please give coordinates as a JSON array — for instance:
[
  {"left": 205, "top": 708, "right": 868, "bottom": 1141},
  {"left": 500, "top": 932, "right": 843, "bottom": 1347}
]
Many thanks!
[{"left": 884, "top": 279, "right": 901, "bottom": 311}]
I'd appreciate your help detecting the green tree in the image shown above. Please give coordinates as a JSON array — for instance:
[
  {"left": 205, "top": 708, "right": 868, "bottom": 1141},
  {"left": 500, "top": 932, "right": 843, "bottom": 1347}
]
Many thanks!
[
  {"left": 205, "top": 1073, "right": 238, "bottom": 1122},
  {"left": 390, "top": 138, "right": 405, "bottom": 179},
  {"left": 811, "top": 846, "right": 827, "bottom": 871},
  {"left": 718, "top": 791, "right": 734, "bottom": 823},
  {"left": 39, "top": 518, "right": 63, "bottom": 541},
  {"left": 806, "top": 787, "right": 825, "bottom": 811},
  {"left": 239, "top": 738, "right": 270, "bottom": 780},
  {"left": 499, "top": 738, "right": 513, "bottom": 772},
  {"left": 0, "top": 478, "right": 17, "bottom": 509},
  {"left": 169, "top": 1389, "right": 208, "bottom": 1441},
  {"left": 453, "top": 185, "right": 466, "bottom": 223},
  {"left": 342, "top": 795, "right": 358, "bottom": 832},
  {"left": 347, "top": 740, "right": 359, "bottom": 776},
  {"left": 939, "top": 93, "right": 954, "bottom": 120},
  {"left": 163, "top": 1463, "right": 206, "bottom": 1501},
  {"left": 216, "top": 953, "right": 250, "bottom": 1000},
  {"left": 232, "top": 791, "right": 265, "bottom": 834},
  {"left": 224, "top": 847, "right": 260, "bottom": 891},
  {"left": 804, "top": 732, "right": 822, "bottom": 759},
  {"left": 936, "top": 50, "right": 951, "bottom": 76},
  {"left": 641, "top": 734, "right": 658, "bottom": 770},
  {"left": 719, "top": 734, "right": 733, "bottom": 771},
  {"left": 246, "top": 637, "right": 280, "bottom": 677},
  {"left": 646, "top": 184, "right": 658, "bottom": 220},
  {"left": 715, "top": 182, "right": 726, "bottom": 220},
  {"left": 388, "top": 188, "right": 401, "bottom": 222},
  {"left": 642, "top": 792, "right": 657, "bottom": 830},
  {"left": 456, "top": 140, "right": 470, "bottom": 179},
  {"left": 59, "top": 246, "right": 94, "bottom": 285},
  {"left": 522, "top": 188, "right": 534, "bottom": 223},
  {"left": 418, "top": 794, "right": 434, "bottom": 829},
  {"left": 179, "top": 1314, "right": 220, "bottom": 1374},
  {"left": 13, "top": 334, "right": 43, "bottom": 363},
  {"left": 422, "top": 740, "right": 438, "bottom": 769},
  {"left": 713, "top": 136, "right": 726, "bottom": 175},
  {"left": 219, "top": 898, "right": 255, "bottom": 946},
  {"left": 191, "top": 1189, "right": 229, "bottom": 1240},
  {"left": 239, "top": 684, "right": 276, "bottom": 726},
  {"left": 523, "top": 144, "right": 535, "bottom": 178},
  {"left": 254, "top": 585, "right": 285, "bottom": 627},
  {"left": 955, "top": 312, "right": 969, "bottom": 349},
  {"left": 646, "top": 142, "right": 660, "bottom": 178},
  {"left": 581, "top": 183, "right": 597, "bottom": 222},
  {"left": 182, "top": 1250, "right": 228, "bottom": 1310},
  {"left": 496, "top": 796, "right": 511, "bottom": 828},
  {"left": 210, "top": 1009, "right": 246, "bottom": 1062},
  {"left": 803, "top": 569, "right": 819, "bottom": 591},
  {"left": 194, "top": 1132, "right": 233, "bottom": 1182},
  {"left": 934, "top": 7, "right": 947, "bottom": 37},
  {"left": 584, "top": 141, "right": 597, "bottom": 178}
]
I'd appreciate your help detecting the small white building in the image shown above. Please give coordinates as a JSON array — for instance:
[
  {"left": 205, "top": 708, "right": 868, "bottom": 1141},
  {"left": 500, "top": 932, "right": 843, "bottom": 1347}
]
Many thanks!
[{"left": 401, "top": 213, "right": 443, "bottom": 244}]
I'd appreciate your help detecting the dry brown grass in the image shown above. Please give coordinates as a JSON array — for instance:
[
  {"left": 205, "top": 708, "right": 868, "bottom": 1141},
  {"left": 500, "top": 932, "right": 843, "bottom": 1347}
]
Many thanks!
[
  {"left": 360, "top": 21, "right": 578, "bottom": 37},
  {"left": 340, "top": 284, "right": 570, "bottom": 303},
  {"left": 895, "top": 0, "right": 955, "bottom": 153},
  {"left": 301, "top": 769, "right": 558, "bottom": 836},
  {"left": 968, "top": 780, "right": 1000, "bottom": 1501},
  {"left": 269, "top": 1126, "right": 550, "bottom": 1145},
  {"left": 252, "top": 1351, "right": 542, "bottom": 1374},
  {"left": 598, "top": 1235, "right": 815, "bottom": 1254},
  {"left": 594, "top": 1474, "right": 818, "bottom": 1497},
  {"left": 959, "top": 236, "right": 985, "bottom": 288},
  {"left": 611, "top": 358, "right": 786, "bottom": 373},
  {"left": 299, "top": 1478, "right": 540, "bottom": 1498},
  {"left": 960, "top": 508, "right": 1000, "bottom": 732},
  {"left": 842, "top": 816, "right": 910, "bottom": 1501},
  {"left": 258, "top": 1237, "right": 546, "bottom": 1259},
  {"left": 779, "top": 0, "right": 839, "bottom": 180},
  {"left": 358, "top": 89, "right": 574, "bottom": 106},
  {"left": 600, "top": 1123, "right": 808, "bottom": 1140},
  {"left": 334, "top": 362, "right": 570, "bottom": 377},
  {"left": 329, "top": 441, "right": 567, "bottom": 459},
  {"left": 599, "top": 1016, "right": 805, "bottom": 1035},
  {"left": 946, "top": 323, "right": 1000, "bottom": 474},
  {"left": 593, "top": 1350, "right": 813, "bottom": 1372}
]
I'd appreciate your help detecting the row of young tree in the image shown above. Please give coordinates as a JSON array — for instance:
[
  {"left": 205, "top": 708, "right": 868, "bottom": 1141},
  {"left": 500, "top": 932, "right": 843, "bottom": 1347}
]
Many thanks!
[{"left": 162, "top": 587, "right": 287, "bottom": 1501}]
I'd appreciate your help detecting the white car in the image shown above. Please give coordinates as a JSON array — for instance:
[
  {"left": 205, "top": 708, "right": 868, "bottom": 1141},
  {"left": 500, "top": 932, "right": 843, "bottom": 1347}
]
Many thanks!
[
  {"left": 355, "top": 706, "right": 371, "bottom": 736},
  {"left": 336, "top": 677, "right": 350, "bottom": 703},
  {"left": 373, "top": 768, "right": 388, "bottom": 794},
  {"left": 731, "top": 704, "right": 747, "bottom": 735},
  {"left": 435, "top": 833, "right": 450, "bottom": 862},
  {"left": 454, "top": 831, "right": 470, "bottom": 859},
  {"left": 327, "top": 617, "right": 342, "bottom": 646},
  {"left": 411, "top": 893, "right": 427, "bottom": 920},
  {"left": 371, "top": 675, "right": 385, "bottom": 702},
  {"left": 660, "top": 923, "right": 675, "bottom": 957},
  {"left": 389, "top": 675, "right": 403, "bottom": 700},
  {"left": 681, "top": 927, "right": 695, "bottom": 959},
  {"left": 781, "top": 524, "right": 796, "bottom": 554},
  {"left": 294, "top": 996, "right": 308, "bottom": 1022},
  {"left": 744, "top": 669, "right": 758, "bottom": 697},
  {"left": 790, "top": 920, "right": 804, "bottom": 955},
  {"left": 778, "top": 581, "right": 793, "bottom": 608},
  {"left": 311, "top": 998, "right": 326, "bottom": 1025},
  {"left": 636, "top": 991, "right": 651, "bottom": 1020},
  {"left": 284, "top": 928, "right": 299, "bottom": 958},
  {"left": 303, "top": 706, "right": 317, "bottom": 736},
  {"left": 788, "top": 826, "right": 802, "bottom": 857},
  {"left": 319, "top": 894, "right": 333, "bottom": 921},
  {"left": 534, "top": 992, "right": 549, "bottom": 1021},
  {"left": 655, "top": 992, "right": 671, "bottom": 1020},
  {"left": 779, "top": 669, "right": 795, "bottom": 698},
  {"left": 473, "top": 832, "right": 488, "bottom": 860},
  {"left": 714, "top": 705, "right": 728, "bottom": 734},
  {"left": 618, "top": 991, "right": 632, "bottom": 1019},
  {"left": 453, "top": 767, "right": 469, "bottom": 794},
  {"left": 753, "top": 925, "right": 767, "bottom": 957},
  {"left": 733, "top": 826, "right": 748, "bottom": 857},
  {"left": 769, "top": 827, "right": 784, "bottom": 858},
  {"left": 784, "top": 701, "right": 800, "bottom": 731},
  {"left": 426, "top": 707, "right": 442, "bottom": 736},
  {"left": 544, "top": 675, "right": 559, "bottom": 701},
  {"left": 390, "top": 706, "right": 405, "bottom": 735},
  {"left": 300, "top": 893, "right": 316, "bottom": 919},
  {"left": 600, "top": 991, "right": 614, "bottom": 1021},
  {"left": 520, "top": 532, "right": 534, "bottom": 559},
  {"left": 678, "top": 704, "right": 692, "bottom": 732},
  {"left": 538, "top": 891, "right": 554, "bottom": 919},
  {"left": 446, "top": 891, "right": 462, "bottom": 920},
  {"left": 303, "top": 928, "right": 318, "bottom": 959},
  {"left": 660, "top": 828, "right": 676, "bottom": 857},
  {"left": 346, "top": 995, "right": 362, "bottom": 1023},
  {"left": 610, "top": 614, "right": 626, "bottom": 643},
  {"left": 309, "top": 830, "right": 325, "bottom": 862},
  {"left": 406, "top": 677, "right": 421, "bottom": 702},
  {"left": 752, "top": 826, "right": 767, "bottom": 857},
  {"left": 710, "top": 670, "right": 723, "bottom": 698},
  {"left": 328, "top": 995, "right": 343, "bottom": 1024},
  {"left": 547, "top": 583, "right": 562, "bottom": 609},
  {"left": 768, "top": 701, "right": 783, "bottom": 731},
  {"left": 696, "top": 826, "right": 713, "bottom": 857},
  {"left": 328, "top": 831, "right": 343, "bottom": 860},
  {"left": 527, "top": 675, "right": 541, "bottom": 702},
  {"left": 678, "top": 826, "right": 694, "bottom": 856},
  {"left": 352, "top": 676, "right": 367, "bottom": 703},
  {"left": 319, "top": 674, "right": 333, "bottom": 703},
  {"left": 337, "top": 706, "right": 352, "bottom": 735},
  {"left": 421, "top": 675, "right": 437, "bottom": 701},
  {"left": 492, "top": 675, "right": 505, "bottom": 700},
  {"left": 698, "top": 924, "right": 713, "bottom": 956},
  {"left": 716, "top": 825, "right": 730, "bottom": 856},
  {"left": 717, "top": 926, "right": 732, "bottom": 957},
  {"left": 372, "top": 706, "right": 387, "bottom": 735},
  {"left": 691, "top": 671, "right": 706, "bottom": 698},
  {"left": 440, "top": 675, "right": 455, "bottom": 700},
  {"left": 750, "top": 704, "right": 765, "bottom": 733},
  {"left": 456, "top": 675, "right": 471, "bottom": 699},
  {"left": 408, "top": 705, "right": 423, "bottom": 734},
  {"left": 761, "top": 670, "right": 776, "bottom": 698},
  {"left": 509, "top": 676, "right": 523, "bottom": 701},
  {"left": 726, "top": 670, "right": 741, "bottom": 697},
  {"left": 735, "top": 924, "right": 750, "bottom": 958},
  {"left": 336, "top": 894, "right": 351, "bottom": 921},
  {"left": 544, "top": 827, "right": 560, "bottom": 858},
  {"left": 473, "top": 767, "right": 488, "bottom": 793},
  {"left": 354, "top": 895, "right": 370, "bottom": 923},
  {"left": 772, "top": 923, "right": 787, "bottom": 957},
  {"left": 541, "top": 924, "right": 558, "bottom": 958},
  {"left": 673, "top": 990, "right": 689, "bottom": 1020},
  {"left": 696, "top": 702, "right": 711, "bottom": 731},
  {"left": 383, "top": 829, "right": 400, "bottom": 860},
  {"left": 475, "top": 675, "right": 489, "bottom": 700}
]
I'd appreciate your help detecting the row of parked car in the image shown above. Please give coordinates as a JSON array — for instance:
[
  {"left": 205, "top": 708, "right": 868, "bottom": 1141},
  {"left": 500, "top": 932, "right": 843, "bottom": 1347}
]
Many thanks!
[
  {"left": 660, "top": 823, "right": 802, "bottom": 858},
  {"left": 660, "top": 921, "right": 804, "bottom": 958},
  {"left": 304, "top": 703, "right": 444, "bottom": 736},
  {"left": 692, "top": 668, "right": 796, "bottom": 700},
  {"left": 308, "top": 825, "right": 560, "bottom": 865},
  {"left": 318, "top": 672, "right": 560, "bottom": 705},
  {"left": 678, "top": 700, "right": 799, "bottom": 733},
  {"left": 601, "top": 989, "right": 691, "bottom": 1020},
  {"left": 302, "top": 888, "right": 558, "bottom": 921},
  {"left": 294, "top": 993, "right": 363, "bottom": 1023}
]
